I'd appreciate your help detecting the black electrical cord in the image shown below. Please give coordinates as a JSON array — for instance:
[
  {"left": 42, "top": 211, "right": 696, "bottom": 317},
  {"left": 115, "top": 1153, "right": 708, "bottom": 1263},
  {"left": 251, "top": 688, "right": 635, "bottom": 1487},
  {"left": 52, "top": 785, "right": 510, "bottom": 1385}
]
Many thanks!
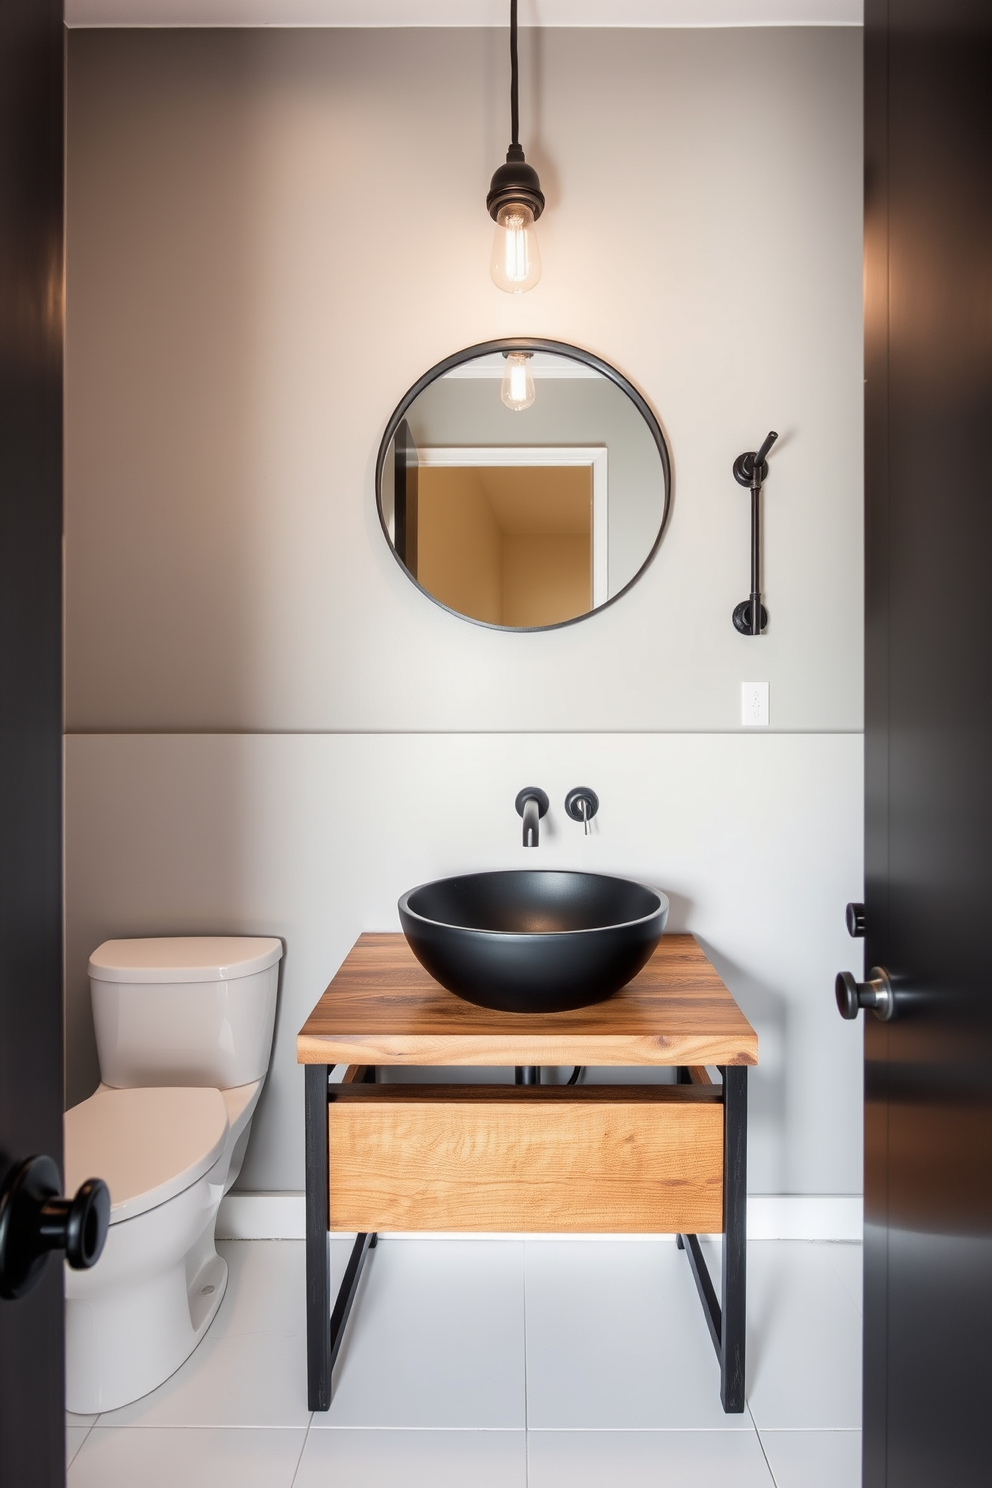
[
  {"left": 509, "top": 0, "right": 519, "bottom": 147},
  {"left": 566, "top": 1066, "right": 583, "bottom": 1085}
]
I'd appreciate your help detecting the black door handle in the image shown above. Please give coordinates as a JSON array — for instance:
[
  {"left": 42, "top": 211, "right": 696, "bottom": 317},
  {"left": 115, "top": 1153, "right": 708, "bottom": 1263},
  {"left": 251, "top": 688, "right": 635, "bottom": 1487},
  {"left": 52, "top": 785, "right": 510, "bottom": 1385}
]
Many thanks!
[
  {"left": 845, "top": 902, "right": 865, "bottom": 937},
  {"left": 0, "top": 1155, "right": 110, "bottom": 1300},
  {"left": 835, "top": 967, "right": 895, "bottom": 1023}
]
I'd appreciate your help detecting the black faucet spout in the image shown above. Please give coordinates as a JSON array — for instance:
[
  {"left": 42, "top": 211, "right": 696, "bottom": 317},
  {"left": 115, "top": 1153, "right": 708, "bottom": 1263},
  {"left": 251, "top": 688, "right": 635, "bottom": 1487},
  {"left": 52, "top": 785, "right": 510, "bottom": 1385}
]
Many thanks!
[{"left": 514, "top": 787, "right": 549, "bottom": 848}]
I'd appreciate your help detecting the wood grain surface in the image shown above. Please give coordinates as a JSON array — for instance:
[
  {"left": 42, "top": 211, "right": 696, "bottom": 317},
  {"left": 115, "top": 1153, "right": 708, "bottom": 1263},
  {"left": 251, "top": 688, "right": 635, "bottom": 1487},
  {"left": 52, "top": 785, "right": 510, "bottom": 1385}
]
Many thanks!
[
  {"left": 328, "top": 1096, "right": 724, "bottom": 1234},
  {"left": 298, "top": 933, "right": 757, "bottom": 1067}
]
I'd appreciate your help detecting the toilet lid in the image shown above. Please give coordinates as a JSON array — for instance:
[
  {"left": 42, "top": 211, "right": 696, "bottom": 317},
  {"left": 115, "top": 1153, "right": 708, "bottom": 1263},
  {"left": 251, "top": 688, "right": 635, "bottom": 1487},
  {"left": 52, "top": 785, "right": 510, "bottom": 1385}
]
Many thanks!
[
  {"left": 65, "top": 1088, "right": 229, "bottom": 1225},
  {"left": 88, "top": 936, "right": 282, "bottom": 984}
]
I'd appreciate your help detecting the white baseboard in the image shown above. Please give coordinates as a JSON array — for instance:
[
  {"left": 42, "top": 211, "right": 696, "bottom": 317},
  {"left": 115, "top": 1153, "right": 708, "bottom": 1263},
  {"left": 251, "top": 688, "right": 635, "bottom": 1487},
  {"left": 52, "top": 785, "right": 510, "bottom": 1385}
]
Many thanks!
[
  {"left": 218, "top": 1192, "right": 307, "bottom": 1240},
  {"left": 747, "top": 1193, "right": 862, "bottom": 1241},
  {"left": 217, "top": 1192, "right": 863, "bottom": 1243}
]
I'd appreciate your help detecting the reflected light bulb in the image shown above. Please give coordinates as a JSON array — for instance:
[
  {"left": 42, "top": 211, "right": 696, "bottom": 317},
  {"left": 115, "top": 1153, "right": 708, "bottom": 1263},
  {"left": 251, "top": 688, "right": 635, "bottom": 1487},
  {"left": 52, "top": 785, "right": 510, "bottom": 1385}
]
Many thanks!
[
  {"left": 491, "top": 203, "right": 542, "bottom": 293},
  {"left": 501, "top": 351, "right": 535, "bottom": 412}
]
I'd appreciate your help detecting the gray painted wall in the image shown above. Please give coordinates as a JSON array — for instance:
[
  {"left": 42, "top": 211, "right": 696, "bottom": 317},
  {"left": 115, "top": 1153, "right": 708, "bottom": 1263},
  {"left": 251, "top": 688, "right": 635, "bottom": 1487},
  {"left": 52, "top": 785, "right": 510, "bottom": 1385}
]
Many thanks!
[{"left": 65, "top": 26, "right": 862, "bottom": 733}]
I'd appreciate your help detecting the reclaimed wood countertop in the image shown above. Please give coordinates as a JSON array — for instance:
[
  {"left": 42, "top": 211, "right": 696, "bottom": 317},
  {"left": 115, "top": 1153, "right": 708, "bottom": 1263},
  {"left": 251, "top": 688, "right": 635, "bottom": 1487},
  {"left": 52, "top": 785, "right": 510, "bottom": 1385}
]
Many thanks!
[{"left": 297, "top": 932, "right": 758, "bottom": 1068}]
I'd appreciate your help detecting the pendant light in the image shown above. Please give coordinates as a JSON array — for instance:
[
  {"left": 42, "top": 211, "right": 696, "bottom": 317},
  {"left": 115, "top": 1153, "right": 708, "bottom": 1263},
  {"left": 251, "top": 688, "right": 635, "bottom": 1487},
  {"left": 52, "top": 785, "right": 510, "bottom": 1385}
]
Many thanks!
[
  {"left": 501, "top": 350, "right": 536, "bottom": 411},
  {"left": 487, "top": 0, "right": 545, "bottom": 293}
]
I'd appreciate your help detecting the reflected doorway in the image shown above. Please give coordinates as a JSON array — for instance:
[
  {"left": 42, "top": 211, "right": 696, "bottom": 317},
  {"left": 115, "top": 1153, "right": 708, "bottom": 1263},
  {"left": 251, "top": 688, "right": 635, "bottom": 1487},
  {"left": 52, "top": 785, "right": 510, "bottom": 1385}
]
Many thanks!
[{"left": 398, "top": 444, "right": 607, "bottom": 629}]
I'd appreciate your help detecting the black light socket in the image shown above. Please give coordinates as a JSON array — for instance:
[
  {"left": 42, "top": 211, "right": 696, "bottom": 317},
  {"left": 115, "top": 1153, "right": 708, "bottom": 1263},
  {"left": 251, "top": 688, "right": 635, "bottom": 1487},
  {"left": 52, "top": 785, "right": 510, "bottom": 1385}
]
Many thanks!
[{"left": 487, "top": 143, "right": 545, "bottom": 222}]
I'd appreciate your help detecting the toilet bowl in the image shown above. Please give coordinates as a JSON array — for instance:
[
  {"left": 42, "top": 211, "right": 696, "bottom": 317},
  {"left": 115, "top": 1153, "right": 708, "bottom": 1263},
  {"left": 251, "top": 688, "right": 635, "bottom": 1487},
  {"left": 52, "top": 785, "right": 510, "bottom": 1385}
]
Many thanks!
[{"left": 64, "top": 936, "right": 282, "bottom": 1414}]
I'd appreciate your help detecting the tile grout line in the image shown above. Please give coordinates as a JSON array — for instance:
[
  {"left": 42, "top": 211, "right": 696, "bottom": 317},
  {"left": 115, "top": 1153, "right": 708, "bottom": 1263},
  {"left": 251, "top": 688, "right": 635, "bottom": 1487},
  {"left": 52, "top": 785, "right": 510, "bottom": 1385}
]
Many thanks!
[
  {"left": 750, "top": 1405, "right": 782, "bottom": 1488},
  {"left": 66, "top": 1416, "right": 97, "bottom": 1470},
  {"left": 287, "top": 1412, "right": 313, "bottom": 1488}
]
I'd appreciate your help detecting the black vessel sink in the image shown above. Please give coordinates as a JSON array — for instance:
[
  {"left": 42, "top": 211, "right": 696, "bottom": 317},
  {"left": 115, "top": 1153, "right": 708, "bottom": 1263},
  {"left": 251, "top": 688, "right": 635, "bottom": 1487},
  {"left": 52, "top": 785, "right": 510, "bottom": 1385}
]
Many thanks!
[{"left": 398, "top": 870, "right": 669, "bottom": 1014}]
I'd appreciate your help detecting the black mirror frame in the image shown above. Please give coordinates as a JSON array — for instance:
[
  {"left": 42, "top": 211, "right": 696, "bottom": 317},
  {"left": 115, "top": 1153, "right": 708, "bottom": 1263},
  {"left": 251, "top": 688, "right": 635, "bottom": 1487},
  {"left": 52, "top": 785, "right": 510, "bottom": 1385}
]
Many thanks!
[{"left": 375, "top": 337, "right": 673, "bottom": 634}]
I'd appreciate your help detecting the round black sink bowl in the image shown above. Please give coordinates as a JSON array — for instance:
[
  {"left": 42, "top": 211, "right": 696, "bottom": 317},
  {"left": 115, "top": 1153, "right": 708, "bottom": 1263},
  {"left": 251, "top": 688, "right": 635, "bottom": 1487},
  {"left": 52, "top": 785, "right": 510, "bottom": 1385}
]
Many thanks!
[{"left": 398, "top": 870, "right": 669, "bottom": 1014}]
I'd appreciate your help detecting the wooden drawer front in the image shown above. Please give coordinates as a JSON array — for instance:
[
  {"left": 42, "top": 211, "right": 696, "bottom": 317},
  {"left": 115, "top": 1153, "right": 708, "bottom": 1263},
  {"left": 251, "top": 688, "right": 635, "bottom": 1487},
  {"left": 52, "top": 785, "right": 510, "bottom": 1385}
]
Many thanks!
[{"left": 329, "top": 1098, "right": 723, "bottom": 1234}]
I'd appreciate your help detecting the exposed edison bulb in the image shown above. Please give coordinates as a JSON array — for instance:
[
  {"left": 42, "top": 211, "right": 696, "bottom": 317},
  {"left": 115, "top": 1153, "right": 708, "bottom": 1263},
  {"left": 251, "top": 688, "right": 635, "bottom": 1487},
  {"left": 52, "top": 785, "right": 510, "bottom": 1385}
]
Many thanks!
[
  {"left": 501, "top": 351, "right": 535, "bottom": 412},
  {"left": 490, "top": 203, "right": 542, "bottom": 293}
]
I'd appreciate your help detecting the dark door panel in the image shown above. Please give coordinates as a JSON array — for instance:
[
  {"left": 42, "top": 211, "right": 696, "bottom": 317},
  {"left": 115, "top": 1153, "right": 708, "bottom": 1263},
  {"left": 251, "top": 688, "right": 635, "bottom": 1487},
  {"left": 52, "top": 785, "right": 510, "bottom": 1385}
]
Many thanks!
[
  {"left": 0, "top": 1, "right": 66, "bottom": 1483},
  {"left": 863, "top": 2, "right": 992, "bottom": 1483}
]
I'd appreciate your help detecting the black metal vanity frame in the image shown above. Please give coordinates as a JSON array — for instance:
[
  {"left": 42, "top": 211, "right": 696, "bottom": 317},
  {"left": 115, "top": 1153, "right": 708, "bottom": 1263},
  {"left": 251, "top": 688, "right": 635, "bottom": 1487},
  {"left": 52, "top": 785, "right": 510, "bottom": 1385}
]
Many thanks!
[{"left": 304, "top": 1063, "right": 747, "bottom": 1415}]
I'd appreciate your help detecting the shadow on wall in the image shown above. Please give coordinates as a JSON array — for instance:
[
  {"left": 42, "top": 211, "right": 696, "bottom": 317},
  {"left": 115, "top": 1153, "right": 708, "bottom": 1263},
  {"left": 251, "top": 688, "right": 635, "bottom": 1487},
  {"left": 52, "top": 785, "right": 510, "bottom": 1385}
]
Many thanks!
[
  {"left": 66, "top": 31, "right": 303, "bottom": 733},
  {"left": 63, "top": 737, "right": 274, "bottom": 1110},
  {"left": 695, "top": 936, "right": 788, "bottom": 1193}
]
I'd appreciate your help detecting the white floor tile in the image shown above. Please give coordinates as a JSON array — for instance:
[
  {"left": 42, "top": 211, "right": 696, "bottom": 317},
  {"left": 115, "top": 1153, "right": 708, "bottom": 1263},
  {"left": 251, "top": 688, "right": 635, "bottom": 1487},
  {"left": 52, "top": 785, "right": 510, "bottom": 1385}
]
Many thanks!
[
  {"left": 527, "top": 1429, "right": 776, "bottom": 1487},
  {"left": 68, "top": 1427, "right": 307, "bottom": 1487},
  {"left": 760, "top": 1429, "right": 862, "bottom": 1488},
  {"left": 96, "top": 1329, "right": 312, "bottom": 1428},
  {"left": 824, "top": 1242, "right": 863, "bottom": 1317},
  {"left": 310, "top": 1238, "right": 525, "bottom": 1429},
  {"left": 524, "top": 1240, "right": 748, "bottom": 1430},
  {"left": 746, "top": 1243, "right": 862, "bottom": 1430},
  {"left": 72, "top": 1236, "right": 864, "bottom": 1473},
  {"left": 294, "top": 1428, "right": 526, "bottom": 1487},
  {"left": 212, "top": 1240, "right": 307, "bottom": 1338}
]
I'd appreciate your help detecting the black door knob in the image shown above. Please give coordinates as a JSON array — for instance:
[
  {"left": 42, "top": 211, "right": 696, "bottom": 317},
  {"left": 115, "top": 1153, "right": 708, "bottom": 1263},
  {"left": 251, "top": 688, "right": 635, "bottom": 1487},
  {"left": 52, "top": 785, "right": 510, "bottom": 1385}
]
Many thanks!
[
  {"left": 0, "top": 1155, "right": 110, "bottom": 1301},
  {"left": 835, "top": 967, "right": 895, "bottom": 1023},
  {"left": 845, "top": 902, "right": 865, "bottom": 938}
]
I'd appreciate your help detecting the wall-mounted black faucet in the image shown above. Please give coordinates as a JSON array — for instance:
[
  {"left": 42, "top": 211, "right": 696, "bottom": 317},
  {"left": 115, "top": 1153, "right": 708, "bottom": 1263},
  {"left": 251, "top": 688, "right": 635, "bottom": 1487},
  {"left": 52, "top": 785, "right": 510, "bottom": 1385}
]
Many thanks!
[
  {"left": 732, "top": 429, "right": 778, "bottom": 636},
  {"left": 515, "top": 787, "right": 549, "bottom": 847}
]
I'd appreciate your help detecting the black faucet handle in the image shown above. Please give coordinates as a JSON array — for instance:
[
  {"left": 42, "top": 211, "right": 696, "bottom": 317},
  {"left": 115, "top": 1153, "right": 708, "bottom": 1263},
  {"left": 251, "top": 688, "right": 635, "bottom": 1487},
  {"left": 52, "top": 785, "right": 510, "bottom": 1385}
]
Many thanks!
[{"left": 564, "top": 788, "right": 599, "bottom": 835}]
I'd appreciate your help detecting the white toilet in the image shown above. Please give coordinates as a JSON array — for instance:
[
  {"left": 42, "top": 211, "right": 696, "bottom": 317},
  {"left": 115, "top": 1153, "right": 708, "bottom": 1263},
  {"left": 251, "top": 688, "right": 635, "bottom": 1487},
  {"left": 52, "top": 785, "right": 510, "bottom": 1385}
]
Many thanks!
[{"left": 64, "top": 936, "right": 282, "bottom": 1414}]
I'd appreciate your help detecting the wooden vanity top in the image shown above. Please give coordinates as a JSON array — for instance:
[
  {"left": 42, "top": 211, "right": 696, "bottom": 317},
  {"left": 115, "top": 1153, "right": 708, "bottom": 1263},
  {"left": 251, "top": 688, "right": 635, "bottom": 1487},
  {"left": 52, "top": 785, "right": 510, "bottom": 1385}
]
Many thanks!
[{"left": 297, "top": 933, "right": 758, "bottom": 1068}]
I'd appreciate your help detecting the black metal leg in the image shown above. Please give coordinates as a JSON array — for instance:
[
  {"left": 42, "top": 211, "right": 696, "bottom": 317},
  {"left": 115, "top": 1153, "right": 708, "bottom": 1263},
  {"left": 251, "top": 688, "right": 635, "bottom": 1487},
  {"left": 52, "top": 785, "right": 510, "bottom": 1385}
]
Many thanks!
[
  {"left": 677, "top": 1065, "right": 748, "bottom": 1414},
  {"left": 305, "top": 1064, "right": 331, "bottom": 1411},
  {"left": 720, "top": 1065, "right": 747, "bottom": 1412},
  {"left": 328, "top": 1231, "right": 376, "bottom": 1377},
  {"left": 308, "top": 1064, "right": 380, "bottom": 1410},
  {"left": 680, "top": 1231, "right": 723, "bottom": 1350}
]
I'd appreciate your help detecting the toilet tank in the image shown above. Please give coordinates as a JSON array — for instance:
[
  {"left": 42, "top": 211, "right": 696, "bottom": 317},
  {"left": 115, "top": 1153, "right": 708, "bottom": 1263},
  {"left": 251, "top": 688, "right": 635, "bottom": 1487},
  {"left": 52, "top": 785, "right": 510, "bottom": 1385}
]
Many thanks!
[{"left": 89, "top": 937, "right": 283, "bottom": 1089}]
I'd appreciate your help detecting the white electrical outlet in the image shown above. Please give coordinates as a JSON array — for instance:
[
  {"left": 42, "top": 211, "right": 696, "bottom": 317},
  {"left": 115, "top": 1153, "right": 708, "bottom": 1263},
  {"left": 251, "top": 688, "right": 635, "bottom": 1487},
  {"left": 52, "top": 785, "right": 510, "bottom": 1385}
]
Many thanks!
[{"left": 742, "top": 682, "right": 769, "bottom": 727}]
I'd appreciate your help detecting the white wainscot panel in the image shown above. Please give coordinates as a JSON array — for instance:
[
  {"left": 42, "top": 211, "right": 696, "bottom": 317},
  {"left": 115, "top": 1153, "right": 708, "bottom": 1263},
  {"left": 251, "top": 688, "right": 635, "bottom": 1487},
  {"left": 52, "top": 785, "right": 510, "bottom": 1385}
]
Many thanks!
[{"left": 65, "top": 732, "right": 864, "bottom": 1197}]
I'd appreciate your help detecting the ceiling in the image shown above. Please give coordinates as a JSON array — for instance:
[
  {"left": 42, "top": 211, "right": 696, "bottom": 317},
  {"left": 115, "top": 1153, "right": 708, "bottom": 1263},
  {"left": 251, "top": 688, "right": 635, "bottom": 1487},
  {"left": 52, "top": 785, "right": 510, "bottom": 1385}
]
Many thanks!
[{"left": 66, "top": 0, "right": 863, "bottom": 29}]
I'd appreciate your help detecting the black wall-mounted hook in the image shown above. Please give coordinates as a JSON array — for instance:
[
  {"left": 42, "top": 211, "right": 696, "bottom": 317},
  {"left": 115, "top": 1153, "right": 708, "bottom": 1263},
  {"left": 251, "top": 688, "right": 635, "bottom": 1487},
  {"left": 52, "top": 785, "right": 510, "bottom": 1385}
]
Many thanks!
[{"left": 732, "top": 429, "right": 778, "bottom": 636}]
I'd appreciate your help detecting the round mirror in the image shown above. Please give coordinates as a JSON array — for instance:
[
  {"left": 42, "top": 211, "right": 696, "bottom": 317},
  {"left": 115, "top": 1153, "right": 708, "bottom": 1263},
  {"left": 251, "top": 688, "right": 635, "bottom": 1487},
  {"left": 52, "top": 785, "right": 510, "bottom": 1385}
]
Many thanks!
[{"left": 376, "top": 339, "right": 671, "bottom": 631}]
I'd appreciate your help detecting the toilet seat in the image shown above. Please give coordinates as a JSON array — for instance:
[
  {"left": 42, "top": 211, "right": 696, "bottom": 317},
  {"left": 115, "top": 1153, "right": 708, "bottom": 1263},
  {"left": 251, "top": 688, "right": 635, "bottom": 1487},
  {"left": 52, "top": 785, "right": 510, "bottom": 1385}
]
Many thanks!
[{"left": 65, "top": 1087, "right": 229, "bottom": 1224}]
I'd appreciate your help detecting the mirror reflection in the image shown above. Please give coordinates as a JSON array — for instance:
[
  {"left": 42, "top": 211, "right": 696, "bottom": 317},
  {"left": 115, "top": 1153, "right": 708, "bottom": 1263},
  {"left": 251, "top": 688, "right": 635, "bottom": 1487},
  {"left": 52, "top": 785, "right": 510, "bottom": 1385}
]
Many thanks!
[{"left": 377, "top": 342, "right": 671, "bottom": 631}]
